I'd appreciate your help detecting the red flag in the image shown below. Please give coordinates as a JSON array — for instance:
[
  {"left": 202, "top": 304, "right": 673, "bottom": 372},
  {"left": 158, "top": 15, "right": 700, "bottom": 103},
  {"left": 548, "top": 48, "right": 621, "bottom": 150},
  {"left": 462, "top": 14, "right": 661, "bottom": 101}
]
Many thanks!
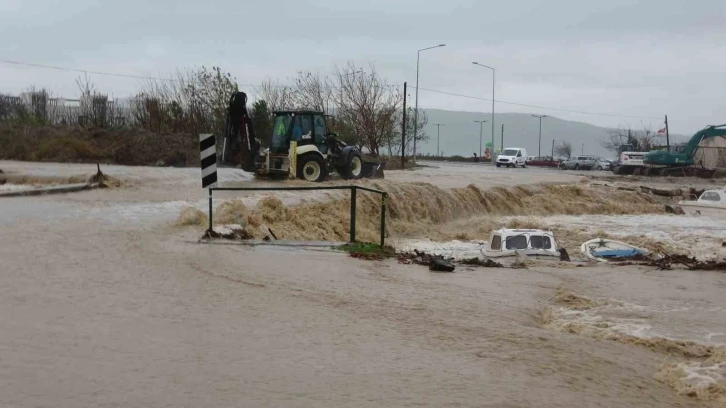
[{"left": 657, "top": 127, "right": 666, "bottom": 135}]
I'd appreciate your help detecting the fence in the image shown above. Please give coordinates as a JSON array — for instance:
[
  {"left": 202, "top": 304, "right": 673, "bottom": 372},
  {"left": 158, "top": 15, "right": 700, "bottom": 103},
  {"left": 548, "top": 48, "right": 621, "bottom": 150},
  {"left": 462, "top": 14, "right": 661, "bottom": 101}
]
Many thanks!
[
  {"left": 0, "top": 93, "right": 133, "bottom": 127},
  {"left": 207, "top": 185, "right": 389, "bottom": 247}
]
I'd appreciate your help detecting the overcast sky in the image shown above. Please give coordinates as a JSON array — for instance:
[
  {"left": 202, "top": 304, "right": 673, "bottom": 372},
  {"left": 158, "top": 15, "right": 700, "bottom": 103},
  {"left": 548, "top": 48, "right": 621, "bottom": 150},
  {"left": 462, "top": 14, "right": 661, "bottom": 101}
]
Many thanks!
[{"left": 1, "top": 0, "right": 724, "bottom": 134}]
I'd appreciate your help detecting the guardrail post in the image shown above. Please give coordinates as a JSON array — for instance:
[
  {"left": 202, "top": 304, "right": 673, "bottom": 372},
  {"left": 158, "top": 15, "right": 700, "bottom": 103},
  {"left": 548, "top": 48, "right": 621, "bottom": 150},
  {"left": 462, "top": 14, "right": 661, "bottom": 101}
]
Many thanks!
[
  {"left": 208, "top": 188, "right": 213, "bottom": 231},
  {"left": 349, "top": 186, "right": 357, "bottom": 243},
  {"left": 380, "top": 193, "right": 387, "bottom": 247}
]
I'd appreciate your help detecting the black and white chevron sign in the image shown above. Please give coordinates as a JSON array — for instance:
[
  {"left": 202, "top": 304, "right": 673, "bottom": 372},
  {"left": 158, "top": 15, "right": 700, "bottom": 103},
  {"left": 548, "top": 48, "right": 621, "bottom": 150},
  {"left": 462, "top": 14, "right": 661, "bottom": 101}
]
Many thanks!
[{"left": 199, "top": 133, "right": 218, "bottom": 189}]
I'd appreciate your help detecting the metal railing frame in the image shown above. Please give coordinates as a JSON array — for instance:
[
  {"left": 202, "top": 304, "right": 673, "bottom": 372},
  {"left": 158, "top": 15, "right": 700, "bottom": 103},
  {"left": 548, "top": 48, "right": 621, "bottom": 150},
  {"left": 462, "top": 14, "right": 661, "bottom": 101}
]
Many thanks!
[{"left": 207, "top": 185, "right": 388, "bottom": 247}]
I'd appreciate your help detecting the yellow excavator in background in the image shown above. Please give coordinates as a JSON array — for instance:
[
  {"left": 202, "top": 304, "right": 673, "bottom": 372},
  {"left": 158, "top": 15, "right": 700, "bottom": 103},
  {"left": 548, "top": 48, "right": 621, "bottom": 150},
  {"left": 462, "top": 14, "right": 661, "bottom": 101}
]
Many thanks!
[{"left": 220, "top": 92, "right": 383, "bottom": 182}]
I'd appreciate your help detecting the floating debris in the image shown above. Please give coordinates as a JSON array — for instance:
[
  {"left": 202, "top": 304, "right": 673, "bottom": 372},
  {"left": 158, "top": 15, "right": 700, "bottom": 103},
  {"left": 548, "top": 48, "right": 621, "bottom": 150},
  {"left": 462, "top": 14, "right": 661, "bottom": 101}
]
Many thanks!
[
  {"left": 429, "top": 258, "right": 456, "bottom": 272},
  {"left": 459, "top": 257, "right": 504, "bottom": 268},
  {"left": 202, "top": 225, "right": 253, "bottom": 240},
  {"left": 613, "top": 254, "right": 726, "bottom": 271},
  {"left": 664, "top": 204, "right": 685, "bottom": 215},
  {"left": 397, "top": 249, "right": 503, "bottom": 270}
]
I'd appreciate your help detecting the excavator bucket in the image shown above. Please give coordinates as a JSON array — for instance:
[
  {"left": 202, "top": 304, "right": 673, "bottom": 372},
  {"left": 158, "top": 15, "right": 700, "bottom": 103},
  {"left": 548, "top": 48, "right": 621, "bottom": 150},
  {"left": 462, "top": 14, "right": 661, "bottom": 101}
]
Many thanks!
[{"left": 361, "top": 161, "right": 386, "bottom": 179}]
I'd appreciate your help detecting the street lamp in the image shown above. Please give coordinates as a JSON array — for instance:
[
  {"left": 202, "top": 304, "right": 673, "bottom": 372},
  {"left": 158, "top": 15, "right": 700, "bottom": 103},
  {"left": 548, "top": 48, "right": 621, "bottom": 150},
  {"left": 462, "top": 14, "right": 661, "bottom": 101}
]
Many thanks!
[
  {"left": 474, "top": 120, "right": 488, "bottom": 158},
  {"left": 472, "top": 62, "right": 495, "bottom": 155},
  {"left": 532, "top": 114, "right": 547, "bottom": 156},
  {"left": 413, "top": 43, "right": 446, "bottom": 162}
]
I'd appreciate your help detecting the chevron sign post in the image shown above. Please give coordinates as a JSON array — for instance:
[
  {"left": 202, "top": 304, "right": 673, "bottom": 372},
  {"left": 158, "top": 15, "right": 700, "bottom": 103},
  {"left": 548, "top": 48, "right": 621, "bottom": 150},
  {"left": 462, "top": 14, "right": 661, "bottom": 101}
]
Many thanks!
[
  {"left": 199, "top": 133, "right": 218, "bottom": 189},
  {"left": 200, "top": 133, "right": 218, "bottom": 232}
]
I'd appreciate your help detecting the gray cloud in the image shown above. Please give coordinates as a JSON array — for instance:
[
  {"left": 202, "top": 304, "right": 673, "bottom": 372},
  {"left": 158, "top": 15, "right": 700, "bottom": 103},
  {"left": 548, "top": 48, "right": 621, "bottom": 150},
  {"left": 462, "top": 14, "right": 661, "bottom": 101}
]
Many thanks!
[{"left": 1, "top": 0, "right": 724, "bottom": 134}]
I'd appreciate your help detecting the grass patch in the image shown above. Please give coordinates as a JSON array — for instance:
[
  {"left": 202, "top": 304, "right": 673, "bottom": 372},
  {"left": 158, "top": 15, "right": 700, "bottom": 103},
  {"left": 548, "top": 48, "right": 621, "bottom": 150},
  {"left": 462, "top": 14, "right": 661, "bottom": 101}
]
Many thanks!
[{"left": 337, "top": 242, "right": 396, "bottom": 260}]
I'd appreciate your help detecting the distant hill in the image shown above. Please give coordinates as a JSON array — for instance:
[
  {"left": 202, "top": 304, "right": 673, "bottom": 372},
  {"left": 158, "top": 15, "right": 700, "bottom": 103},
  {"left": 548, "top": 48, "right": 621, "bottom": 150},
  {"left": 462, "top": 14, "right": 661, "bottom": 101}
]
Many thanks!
[{"left": 416, "top": 109, "right": 687, "bottom": 159}]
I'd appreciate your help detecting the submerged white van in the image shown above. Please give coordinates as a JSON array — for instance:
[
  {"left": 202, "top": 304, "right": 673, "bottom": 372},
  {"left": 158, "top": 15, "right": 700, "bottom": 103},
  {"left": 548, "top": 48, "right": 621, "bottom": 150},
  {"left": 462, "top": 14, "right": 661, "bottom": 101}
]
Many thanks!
[{"left": 496, "top": 147, "right": 528, "bottom": 168}]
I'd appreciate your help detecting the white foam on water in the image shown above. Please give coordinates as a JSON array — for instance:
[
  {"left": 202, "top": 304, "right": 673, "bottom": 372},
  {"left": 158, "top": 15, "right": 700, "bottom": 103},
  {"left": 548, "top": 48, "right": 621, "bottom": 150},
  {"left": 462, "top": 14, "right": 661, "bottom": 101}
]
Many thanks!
[
  {"left": 506, "top": 214, "right": 726, "bottom": 259},
  {"left": 680, "top": 362, "right": 725, "bottom": 387},
  {"left": 549, "top": 297, "right": 726, "bottom": 347},
  {"left": 392, "top": 239, "right": 485, "bottom": 259}
]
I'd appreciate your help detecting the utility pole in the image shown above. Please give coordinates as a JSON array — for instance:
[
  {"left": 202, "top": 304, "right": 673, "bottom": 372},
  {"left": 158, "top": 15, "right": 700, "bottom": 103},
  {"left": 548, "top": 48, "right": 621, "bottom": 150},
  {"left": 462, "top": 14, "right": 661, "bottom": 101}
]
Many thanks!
[
  {"left": 501, "top": 124, "right": 504, "bottom": 150},
  {"left": 474, "top": 120, "right": 487, "bottom": 158},
  {"left": 532, "top": 114, "right": 547, "bottom": 157},
  {"left": 582, "top": 143, "right": 584, "bottom": 155},
  {"left": 401, "top": 82, "right": 407, "bottom": 168},
  {"left": 551, "top": 139, "right": 554, "bottom": 158},
  {"left": 665, "top": 114, "right": 670, "bottom": 150},
  {"left": 434, "top": 123, "right": 445, "bottom": 156}
]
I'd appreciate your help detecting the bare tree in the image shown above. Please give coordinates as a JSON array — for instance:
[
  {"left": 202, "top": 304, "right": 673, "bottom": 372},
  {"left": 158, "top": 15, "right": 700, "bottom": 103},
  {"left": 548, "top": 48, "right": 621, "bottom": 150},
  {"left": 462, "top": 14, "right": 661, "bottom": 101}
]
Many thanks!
[
  {"left": 255, "top": 79, "right": 295, "bottom": 113},
  {"left": 554, "top": 141, "right": 573, "bottom": 159},
  {"left": 132, "top": 66, "right": 237, "bottom": 135},
  {"left": 290, "top": 71, "right": 333, "bottom": 113},
  {"left": 332, "top": 62, "right": 402, "bottom": 156},
  {"left": 601, "top": 125, "right": 659, "bottom": 154}
]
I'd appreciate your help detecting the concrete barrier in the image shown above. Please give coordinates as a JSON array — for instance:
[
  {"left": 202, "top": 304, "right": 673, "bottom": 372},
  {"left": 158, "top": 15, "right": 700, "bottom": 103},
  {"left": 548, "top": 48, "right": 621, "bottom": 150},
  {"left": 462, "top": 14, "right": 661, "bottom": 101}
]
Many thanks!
[{"left": 0, "top": 183, "right": 98, "bottom": 198}]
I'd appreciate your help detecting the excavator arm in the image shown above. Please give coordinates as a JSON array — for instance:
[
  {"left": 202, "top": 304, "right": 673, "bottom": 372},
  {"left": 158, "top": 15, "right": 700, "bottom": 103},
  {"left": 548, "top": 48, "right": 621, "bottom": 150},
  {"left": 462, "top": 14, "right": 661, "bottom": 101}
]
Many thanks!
[
  {"left": 221, "top": 92, "right": 260, "bottom": 172},
  {"left": 683, "top": 125, "right": 726, "bottom": 159},
  {"left": 644, "top": 124, "right": 726, "bottom": 166}
]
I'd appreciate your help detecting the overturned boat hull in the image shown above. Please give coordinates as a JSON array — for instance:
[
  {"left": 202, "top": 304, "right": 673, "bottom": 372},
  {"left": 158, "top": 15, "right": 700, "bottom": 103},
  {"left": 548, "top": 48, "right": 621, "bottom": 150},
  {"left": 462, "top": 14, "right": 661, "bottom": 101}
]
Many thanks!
[{"left": 580, "top": 238, "right": 650, "bottom": 262}]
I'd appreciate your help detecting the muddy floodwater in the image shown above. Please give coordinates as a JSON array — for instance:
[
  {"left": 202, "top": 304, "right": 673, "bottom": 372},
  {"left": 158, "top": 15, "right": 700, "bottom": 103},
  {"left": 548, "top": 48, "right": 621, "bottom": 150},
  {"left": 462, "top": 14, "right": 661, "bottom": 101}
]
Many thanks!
[{"left": 1, "top": 160, "right": 724, "bottom": 407}]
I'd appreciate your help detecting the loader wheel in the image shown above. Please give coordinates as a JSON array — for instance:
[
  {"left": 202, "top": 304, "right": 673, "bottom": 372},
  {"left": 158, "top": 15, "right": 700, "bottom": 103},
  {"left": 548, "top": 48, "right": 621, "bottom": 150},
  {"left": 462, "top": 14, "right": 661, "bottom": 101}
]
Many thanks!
[
  {"left": 298, "top": 154, "right": 327, "bottom": 182},
  {"left": 339, "top": 151, "right": 363, "bottom": 180}
]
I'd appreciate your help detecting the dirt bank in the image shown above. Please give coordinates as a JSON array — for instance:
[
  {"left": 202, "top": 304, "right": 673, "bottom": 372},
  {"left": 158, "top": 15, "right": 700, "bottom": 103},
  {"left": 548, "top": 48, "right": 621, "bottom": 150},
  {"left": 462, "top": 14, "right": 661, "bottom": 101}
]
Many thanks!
[{"left": 0, "top": 124, "right": 198, "bottom": 166}]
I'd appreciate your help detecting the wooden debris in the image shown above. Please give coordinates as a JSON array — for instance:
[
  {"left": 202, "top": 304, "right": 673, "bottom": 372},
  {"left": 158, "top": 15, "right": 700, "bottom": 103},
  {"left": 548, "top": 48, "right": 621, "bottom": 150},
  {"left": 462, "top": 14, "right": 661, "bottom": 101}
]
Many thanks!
[
  {"left": 203, "top": 227, "right": 253, "bottom": 240},
  {"left": 398, "top": 250, "right": 503, "bottom": 269},
  {"left": 639, "top": 186, "right": 683, "bottom": 197},
  {"left": 612, "top": 253, "right": 726, "bottom": 271}
]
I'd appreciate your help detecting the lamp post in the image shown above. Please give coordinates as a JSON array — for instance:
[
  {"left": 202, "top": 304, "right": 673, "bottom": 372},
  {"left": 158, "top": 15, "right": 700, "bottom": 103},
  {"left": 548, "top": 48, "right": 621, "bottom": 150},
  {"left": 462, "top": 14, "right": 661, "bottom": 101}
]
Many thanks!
[
  {"left": 433, "top": 123, "right": 445, "bottom": 156},
  {"left": 472, "top": 62, "right": 495, "bottom": 154},
  {"left": 474, "top": 120, "right": 488, "bottom": 158},
  {"left": 413, "top": 44, "right": 446, "bottom": 162},
  {"left": 532, "top": 114, "right": 547, "bottom": 157}
]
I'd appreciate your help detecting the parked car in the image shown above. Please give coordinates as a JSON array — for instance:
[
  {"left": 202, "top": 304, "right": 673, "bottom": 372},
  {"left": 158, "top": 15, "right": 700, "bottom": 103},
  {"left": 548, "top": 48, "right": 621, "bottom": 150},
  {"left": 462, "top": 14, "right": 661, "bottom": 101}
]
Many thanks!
[
  {"left": 593, "top": 157, "right": 613, "bottom": 171},
  {"left": 559, "top": 155, "right": 597, "bottom": 170},
  {"left": 527, "top": 156, "right": 560, "bottom": 167},
  {"left": 496, "top": 147, "right": 528, "bottom": 168}
]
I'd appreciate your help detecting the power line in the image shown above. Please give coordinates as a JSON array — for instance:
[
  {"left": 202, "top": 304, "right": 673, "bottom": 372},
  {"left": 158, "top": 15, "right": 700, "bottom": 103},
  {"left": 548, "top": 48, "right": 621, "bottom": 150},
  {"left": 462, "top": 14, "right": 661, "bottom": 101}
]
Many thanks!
[
  {"left": 1, "top": 58, "right": 660, "bottom": 120},
  {"left": 413, "top": 86, "right": 661, "bottom": 120},
  {"left": 0, "top": 59, "right": 176, "bottom": 82}
]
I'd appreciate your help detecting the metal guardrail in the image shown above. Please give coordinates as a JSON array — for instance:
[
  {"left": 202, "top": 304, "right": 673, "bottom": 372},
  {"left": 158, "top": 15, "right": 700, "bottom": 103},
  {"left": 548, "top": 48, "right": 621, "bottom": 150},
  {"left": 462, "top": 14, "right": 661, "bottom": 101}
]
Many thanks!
[{"left": 207, "top": 185, "right": 389, "bottom": 247}]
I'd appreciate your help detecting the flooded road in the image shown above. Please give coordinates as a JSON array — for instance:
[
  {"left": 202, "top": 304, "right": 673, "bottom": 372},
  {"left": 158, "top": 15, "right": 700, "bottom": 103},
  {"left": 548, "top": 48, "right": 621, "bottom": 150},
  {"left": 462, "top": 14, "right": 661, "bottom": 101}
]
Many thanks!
[{"left": 1, "top": 160, "right": 724, "bottom": 407}]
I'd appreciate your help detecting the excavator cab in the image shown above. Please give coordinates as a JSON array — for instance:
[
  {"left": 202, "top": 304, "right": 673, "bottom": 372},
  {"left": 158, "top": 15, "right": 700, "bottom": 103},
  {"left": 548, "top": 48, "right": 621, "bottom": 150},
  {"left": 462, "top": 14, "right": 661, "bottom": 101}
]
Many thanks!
[{"left": 269, "top": 111, "right": 329, "bottom": 154}]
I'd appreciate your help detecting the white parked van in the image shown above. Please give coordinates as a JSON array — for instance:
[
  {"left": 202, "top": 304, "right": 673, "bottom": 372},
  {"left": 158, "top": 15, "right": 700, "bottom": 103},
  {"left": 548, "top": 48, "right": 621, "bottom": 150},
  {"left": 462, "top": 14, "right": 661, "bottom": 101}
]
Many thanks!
[{"left": 496, "top": 147, "right": 528, "bottom": 168}]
